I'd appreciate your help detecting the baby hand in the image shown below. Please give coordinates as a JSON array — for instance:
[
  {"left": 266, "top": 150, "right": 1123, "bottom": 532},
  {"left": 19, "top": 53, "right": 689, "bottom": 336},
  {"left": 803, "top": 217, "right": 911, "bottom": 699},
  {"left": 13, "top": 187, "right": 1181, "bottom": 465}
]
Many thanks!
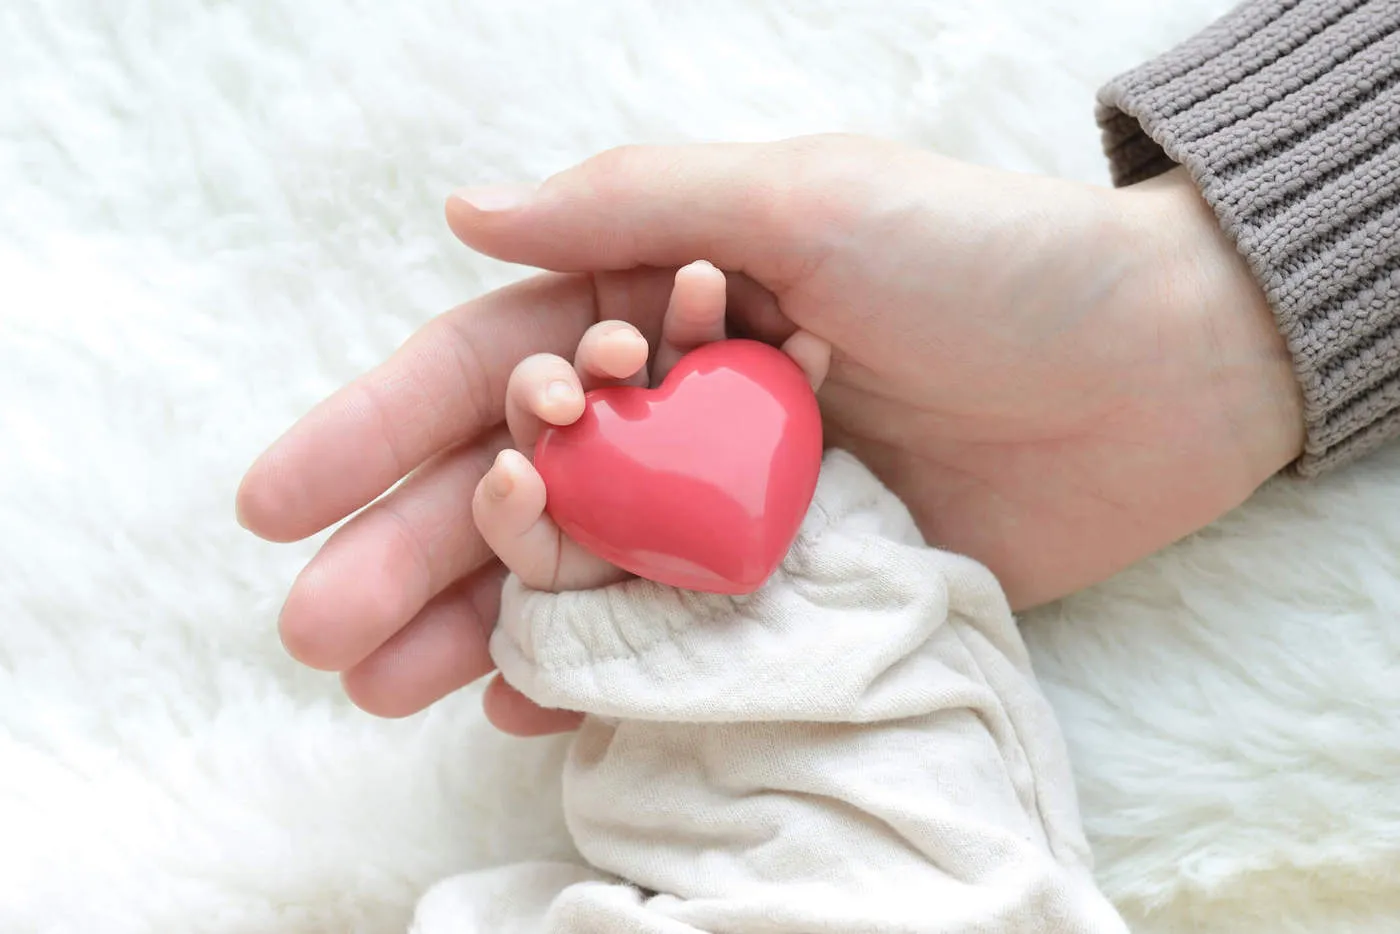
[{"left": 473, "top": 260, "right": 830, "bottom": 595}]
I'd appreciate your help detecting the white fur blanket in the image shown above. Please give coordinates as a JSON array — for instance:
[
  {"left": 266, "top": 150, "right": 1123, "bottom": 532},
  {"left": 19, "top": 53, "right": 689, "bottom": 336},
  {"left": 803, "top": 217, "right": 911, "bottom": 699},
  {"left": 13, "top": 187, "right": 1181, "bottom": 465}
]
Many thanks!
[{"left": 4, "top": 2, "right": 1399, "bottom": 931}]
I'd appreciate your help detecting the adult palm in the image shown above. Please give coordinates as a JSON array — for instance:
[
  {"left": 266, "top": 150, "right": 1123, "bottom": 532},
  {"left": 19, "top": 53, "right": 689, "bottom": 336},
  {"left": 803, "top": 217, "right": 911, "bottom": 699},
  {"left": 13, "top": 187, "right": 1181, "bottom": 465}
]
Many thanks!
[{"left": 237, "top": 135, "right": 1303, "bottom": 734}]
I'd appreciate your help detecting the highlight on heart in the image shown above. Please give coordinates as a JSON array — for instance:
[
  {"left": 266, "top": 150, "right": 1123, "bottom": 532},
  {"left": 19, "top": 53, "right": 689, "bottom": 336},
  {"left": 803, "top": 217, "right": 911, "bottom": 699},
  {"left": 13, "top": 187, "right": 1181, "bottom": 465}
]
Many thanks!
[{"left": 533, "top": 339, "right": 823, "bottom": 594}]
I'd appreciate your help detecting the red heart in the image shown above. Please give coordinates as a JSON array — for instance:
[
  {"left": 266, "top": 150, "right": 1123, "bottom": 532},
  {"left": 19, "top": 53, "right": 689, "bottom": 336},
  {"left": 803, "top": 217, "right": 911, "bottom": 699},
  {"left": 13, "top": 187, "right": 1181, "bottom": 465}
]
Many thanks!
[{"left": 533, "top": 339, "right": 823, "bottom": 594}]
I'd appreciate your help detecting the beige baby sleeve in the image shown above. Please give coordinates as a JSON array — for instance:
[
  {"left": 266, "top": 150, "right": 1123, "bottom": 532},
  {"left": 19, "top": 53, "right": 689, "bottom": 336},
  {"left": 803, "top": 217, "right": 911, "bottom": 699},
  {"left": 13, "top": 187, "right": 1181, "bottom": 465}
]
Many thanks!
[{"left": 412, "top": 451, "right": 1127, "bottom": 933}]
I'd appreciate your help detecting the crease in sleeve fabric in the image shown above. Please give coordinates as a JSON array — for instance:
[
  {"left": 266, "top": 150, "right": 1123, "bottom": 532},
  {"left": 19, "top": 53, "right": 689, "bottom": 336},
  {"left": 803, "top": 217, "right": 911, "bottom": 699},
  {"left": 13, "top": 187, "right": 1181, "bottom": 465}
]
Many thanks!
[{"left": 411, "top": 451, "right": 1128, "bottom": 933}]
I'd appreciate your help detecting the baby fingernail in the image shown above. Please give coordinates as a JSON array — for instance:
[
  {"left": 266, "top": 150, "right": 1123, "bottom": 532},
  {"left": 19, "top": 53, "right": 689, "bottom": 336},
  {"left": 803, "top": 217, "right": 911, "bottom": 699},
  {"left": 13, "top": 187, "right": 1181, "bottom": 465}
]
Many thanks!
[
  {"left": 486, "top": 460, "right": 515, "bottom": 499},
  {"left": 545, "top": 380, "right": 574, "bottom": 404},
  {"left": 452, "top": 183, "right": 537, "bottom": 212},
  {"left": 604, "top": 326, "right": 646, "bottom": 358}
]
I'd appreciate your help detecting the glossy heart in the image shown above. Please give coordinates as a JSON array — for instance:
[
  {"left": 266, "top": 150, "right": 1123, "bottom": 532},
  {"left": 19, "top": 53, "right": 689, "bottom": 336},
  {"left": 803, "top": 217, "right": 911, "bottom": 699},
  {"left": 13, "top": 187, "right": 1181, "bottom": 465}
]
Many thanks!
[{"left": 533, "top": 339, "right": 823, "bottom": 594}]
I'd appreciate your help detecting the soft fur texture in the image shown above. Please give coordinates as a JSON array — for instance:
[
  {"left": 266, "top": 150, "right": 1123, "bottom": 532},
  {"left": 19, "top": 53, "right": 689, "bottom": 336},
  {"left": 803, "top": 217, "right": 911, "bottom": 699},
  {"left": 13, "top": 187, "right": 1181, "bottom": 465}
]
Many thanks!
[{"left": 2, "top": 1, "right": 1397, "bottom": 932}]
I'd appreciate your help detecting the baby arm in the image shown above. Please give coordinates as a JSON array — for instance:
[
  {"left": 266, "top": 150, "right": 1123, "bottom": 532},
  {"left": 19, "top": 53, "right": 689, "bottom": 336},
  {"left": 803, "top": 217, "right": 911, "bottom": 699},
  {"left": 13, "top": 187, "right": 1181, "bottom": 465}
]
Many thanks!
[
  {"left": 482, "top": 452, "right": 1128, "bottom": 933},
  {"left": 413, "top": 266, "right": 1127, "bottom": 933}
]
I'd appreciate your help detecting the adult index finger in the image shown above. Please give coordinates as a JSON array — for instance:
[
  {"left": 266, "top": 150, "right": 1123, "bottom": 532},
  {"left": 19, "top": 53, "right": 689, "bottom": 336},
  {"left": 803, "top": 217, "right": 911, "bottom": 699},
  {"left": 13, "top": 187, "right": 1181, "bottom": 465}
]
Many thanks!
[{"left": 234, "top": 273, "right": 604, "bottom": 542}]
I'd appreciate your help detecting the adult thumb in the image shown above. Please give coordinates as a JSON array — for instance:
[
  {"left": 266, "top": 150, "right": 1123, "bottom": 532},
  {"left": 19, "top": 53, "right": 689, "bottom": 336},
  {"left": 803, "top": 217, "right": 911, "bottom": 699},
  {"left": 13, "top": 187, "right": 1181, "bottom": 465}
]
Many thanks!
[{"left": 446, "top": 135, "right": 865, "bottom": 288}]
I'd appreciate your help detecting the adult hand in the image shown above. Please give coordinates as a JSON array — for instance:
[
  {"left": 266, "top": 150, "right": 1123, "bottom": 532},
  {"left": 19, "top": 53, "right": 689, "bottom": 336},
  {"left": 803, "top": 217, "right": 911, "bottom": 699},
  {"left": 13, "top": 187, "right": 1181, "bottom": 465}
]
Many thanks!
[{"left": 236, "top": 135, "right": 1305, "bottom": 734}]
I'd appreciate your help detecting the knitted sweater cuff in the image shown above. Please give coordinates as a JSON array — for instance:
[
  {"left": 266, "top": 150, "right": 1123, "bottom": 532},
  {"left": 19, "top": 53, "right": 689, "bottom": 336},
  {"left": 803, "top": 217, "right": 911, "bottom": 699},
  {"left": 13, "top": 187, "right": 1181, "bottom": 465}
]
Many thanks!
[{"left": 1097, "top": 0, "right": 1400, "bottom": 477}]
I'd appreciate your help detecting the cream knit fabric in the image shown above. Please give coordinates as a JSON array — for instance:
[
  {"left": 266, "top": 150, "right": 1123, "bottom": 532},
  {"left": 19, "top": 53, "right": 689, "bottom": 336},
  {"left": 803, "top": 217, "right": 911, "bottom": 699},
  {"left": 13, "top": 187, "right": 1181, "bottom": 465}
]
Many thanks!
[{"left": 411, "top": 452, "right": 1127, "bottom": 933}]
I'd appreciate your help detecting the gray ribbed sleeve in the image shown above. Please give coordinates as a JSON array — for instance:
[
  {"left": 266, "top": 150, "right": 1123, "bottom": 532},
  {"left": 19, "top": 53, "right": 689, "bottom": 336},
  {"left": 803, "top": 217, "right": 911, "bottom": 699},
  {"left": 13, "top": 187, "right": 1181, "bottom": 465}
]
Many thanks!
[{"left": 1097, "top": 0, "right": 1400, "bottom": 477}]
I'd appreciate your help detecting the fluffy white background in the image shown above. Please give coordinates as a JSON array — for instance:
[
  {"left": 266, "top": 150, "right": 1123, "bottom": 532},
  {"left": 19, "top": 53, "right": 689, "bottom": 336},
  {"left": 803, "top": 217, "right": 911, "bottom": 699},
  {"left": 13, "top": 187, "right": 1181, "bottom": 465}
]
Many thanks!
[{"left": 3, "top": 1, "right": 1398, "bottom": 931}]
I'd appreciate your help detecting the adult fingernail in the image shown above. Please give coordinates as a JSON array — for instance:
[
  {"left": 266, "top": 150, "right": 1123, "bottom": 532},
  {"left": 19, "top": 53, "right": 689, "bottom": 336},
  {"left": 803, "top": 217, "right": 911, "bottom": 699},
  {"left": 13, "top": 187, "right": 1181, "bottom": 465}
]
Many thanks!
[{"left": 451, "top": 183, "right": 537, "bottom": 212}]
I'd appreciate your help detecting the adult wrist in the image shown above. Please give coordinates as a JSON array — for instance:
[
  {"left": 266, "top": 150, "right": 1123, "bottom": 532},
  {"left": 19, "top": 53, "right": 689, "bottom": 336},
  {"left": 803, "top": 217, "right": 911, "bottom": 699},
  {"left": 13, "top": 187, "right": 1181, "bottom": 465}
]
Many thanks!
[
  {"left": 1124, "top": 168, "right": 1307, "bottom": 487},
  {"left": 1095, "top": 0, "right": 1400, "bottom": 476}
]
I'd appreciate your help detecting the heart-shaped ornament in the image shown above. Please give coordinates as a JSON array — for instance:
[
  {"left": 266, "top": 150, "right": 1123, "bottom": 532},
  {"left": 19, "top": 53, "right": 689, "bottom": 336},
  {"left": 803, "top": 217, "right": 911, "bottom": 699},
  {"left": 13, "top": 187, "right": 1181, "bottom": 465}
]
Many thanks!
[{"left": 533, "top": 339, "right": 823, "bottom": 594}]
